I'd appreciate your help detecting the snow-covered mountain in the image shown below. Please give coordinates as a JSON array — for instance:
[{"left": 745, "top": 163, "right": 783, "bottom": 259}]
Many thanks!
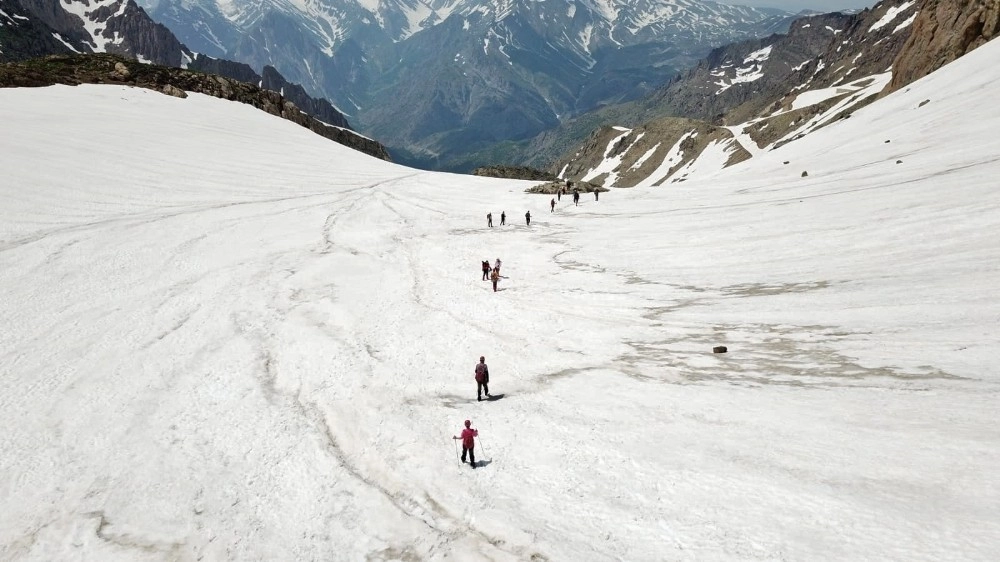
[
  {"left": 552, "top": 0, "right": 964, "bottom": 187},
  {"left": 0, "top": 0, "right": 388, "bottom": 154},
  {"left": 0, "top": 0, "right": 192, "bottom": 65},
  {"left": 3, "top": 27, "right": 1000, "bottom": 559},
  {"left": 136, "top": 0, "right": 794, "bottom": 169}
]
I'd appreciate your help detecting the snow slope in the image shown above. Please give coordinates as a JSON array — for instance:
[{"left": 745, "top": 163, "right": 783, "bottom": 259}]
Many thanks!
[{"left": 2, "top": 39, "right": 1000, "bottom": 561}]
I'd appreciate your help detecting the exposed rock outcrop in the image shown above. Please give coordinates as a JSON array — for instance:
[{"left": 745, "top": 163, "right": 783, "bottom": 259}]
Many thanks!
[
  {"left": 887, "top": 0, "right": 1000, "bottom": 92},
  {"left": 472, "top": 166, "right": 558, "bottom": 182}
]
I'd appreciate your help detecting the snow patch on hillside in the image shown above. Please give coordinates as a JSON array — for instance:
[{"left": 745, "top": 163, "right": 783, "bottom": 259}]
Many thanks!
[
  {"left": 894, "top": 12, "right": 917, "bottom": 34},
  {"left": 869, "top": 1, "right": 916, "bottom": 32},
  {"left": 714, "top": 46, "right": 772, "bottom": 94},
  {"left": 633, "top": 130, "right": 698, "bottom": 187}
]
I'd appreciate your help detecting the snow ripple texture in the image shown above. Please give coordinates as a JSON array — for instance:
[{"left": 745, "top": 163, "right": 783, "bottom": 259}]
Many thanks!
[{"left": 2, "top": 39, "right": 1000, "bottom": 561}]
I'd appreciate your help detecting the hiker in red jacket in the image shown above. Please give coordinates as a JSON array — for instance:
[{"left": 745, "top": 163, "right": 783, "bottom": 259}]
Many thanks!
[
  {"left": 481, "top": 259, "right": 490, "bottom": 280},
  {"left": 453, "top": 419, "right": 479, "bottom": 468},
  {"left": 475, "top": 356, "right": 491, "bottom": 401}
]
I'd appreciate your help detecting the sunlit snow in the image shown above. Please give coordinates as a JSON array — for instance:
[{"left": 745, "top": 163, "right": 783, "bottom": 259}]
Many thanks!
[
  {"left": 869, "top": 1, "right": 917, "bottom": 32},
  {"left": 2, "top": 37, "right": 1000, "bottom": 561}
]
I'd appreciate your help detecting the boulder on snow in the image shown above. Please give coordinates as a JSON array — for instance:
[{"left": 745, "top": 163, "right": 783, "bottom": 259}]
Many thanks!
[
  {"left": 801, "top": 171, "right": 808, "bottom": 177},
  {"left": 713, "top": 346, "right": 728, "bottom": 354}
]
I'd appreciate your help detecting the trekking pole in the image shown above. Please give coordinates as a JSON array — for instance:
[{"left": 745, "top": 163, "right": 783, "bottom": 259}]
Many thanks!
[
  {"left": 476, "top": 435, "right": 488, "bottom": 460},
  {"left": 453, "top": 438, "right": 460, "bottom": 465}
]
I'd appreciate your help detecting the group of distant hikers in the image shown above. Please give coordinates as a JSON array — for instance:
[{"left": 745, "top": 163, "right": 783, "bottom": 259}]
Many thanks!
[
  {"left": 486, "top": 211, "right": 531, "bottom": 227},
  {"left": 459, "top": 179, "right": 602, "bottom": 469},
  {"left": 549, "top": 180, "right": 597, "bottom": 212},
  {"left": 481, "top": 258, "right": 502, "bottom": 291},
  {"left": 487, "top": 182, "right": 599, "bottom": 229}
]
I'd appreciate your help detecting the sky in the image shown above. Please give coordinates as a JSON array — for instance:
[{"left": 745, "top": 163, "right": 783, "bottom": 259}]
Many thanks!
[
  {"left": 2, "top": 36, "right": 1000, "bottom": 561},
  {"left": 718, "top": 0, "right": 878, "bottom": 12}
]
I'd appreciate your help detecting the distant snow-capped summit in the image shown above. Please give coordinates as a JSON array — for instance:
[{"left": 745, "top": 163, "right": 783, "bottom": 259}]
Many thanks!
[{"left": 136, "top": 0, "right": 795, "bottom": 170}]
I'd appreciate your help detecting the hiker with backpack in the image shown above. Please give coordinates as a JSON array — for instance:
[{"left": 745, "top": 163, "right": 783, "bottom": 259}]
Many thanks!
[
  {"left": 453, "top": 420, "right": 479, "bottom": 468},
  {"left": 491, "top": 267, "right": 500, "bottom": 292},
  {"left": 525, "top": 210, "right": 531, "bottom": 226},
  {"left": 475, "top": 356, "right": 491, "bottom": 400},
  {"left": 481, "top": 259, "right": 490, "bottom": 280},
  {"left": 487, "top": 212, "right": 493, "bottom": 227},
  {"left": 500, "top": 211, "right": 506, "bottom": 226}
]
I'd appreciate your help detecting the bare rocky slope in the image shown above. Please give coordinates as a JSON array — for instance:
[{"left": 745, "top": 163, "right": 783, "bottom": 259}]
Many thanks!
[
  {"left": 886, "top": 0, "right": 1000, "bottom": 92},
  {"left": 551, "top": 0, "right": 998, "bottom": 188}
]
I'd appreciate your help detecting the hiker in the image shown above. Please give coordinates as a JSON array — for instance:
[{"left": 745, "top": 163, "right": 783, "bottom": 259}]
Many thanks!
[
  {"left": 557, "top": 188, "right": 562, "bottom": 201},
  {"left": 494, "top": 258, "right": 502, "bottom": 274},
  {"left": 573, "top": 191, "right": 580, "bottom": 206},
  {"left": 491, "top": 267, "right": 500, "bottom": 292},
  {"left": 525, "top": 210, "right": 531, "bottom": 226},
  {"left": 453, "top": 420, "right": 479, "bottom": 468},
  {"left": 595, "top": 189, "right": 599, "bottom": 201},
  {"left": 550, "top": 198, "right": 555, "bottom": 212},
  {"left": 475, "top": 356, "right": 491, "bottom": 400},
  {"left": 487, "top": 212, "right": 493, "bottom": 228},
  {"left": 500, "top": 211, "right": 506, "bottom": 226},
  {"left": 481, "top": 260, "right": 490, "bottom": 281}
]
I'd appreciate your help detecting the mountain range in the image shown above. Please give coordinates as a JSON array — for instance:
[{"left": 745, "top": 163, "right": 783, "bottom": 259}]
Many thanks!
[
  {"left": 0, "top": 0, "right": 390, "bottom": 158},
  {"left": 550, "top": 0, "right": 999, "bottom": 187},
  {"left": 136, "top": 0, "right": 797, "bottom": 169}
]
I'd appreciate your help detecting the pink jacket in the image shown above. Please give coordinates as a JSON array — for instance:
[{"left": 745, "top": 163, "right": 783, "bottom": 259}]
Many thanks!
[
  {"left": 460, "top": 428, "right": 478, "bottom": 448},
  {"left": 475, "top": 362, "right": 488, "bottom": 382}
]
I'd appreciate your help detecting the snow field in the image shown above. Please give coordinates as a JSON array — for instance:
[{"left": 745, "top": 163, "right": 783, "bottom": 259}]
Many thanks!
[{"left": 2, "top": 37, "right": 1000, "bottom": 561}]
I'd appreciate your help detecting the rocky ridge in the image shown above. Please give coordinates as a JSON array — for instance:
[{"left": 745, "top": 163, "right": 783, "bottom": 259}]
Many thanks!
[
  {"left": 551, "top": 0, "right": 972, "bottom": 188},
  {"left": 0, "top": 0, "right": 373, "bottom": 156},
  {"left": 472, "top": 166, "right": 558, "bottom": 182},
  {"left": 0, "top": 54, "right": 390, "bottom": 160}
]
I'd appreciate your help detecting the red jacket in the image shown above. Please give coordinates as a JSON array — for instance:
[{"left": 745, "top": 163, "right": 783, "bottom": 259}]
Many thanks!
[
  {"left": 461, "top": 428, "right": 478, "bottom": 448},
  {"left": 475, "top": 362, "right": 489, "bottom": 382}
]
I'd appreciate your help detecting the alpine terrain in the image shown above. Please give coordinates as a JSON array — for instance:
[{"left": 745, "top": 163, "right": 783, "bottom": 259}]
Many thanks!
[
  {"left": 2, "top": 12, "right": 999, "bottom": 561},
  {"left": 135, "top": 0, "right": 795, "bottom": 169},
  {"left": 551, "top": 0, "right": 999, "bottom": 187},
  {"left": 0, "top": 0, "right": 388, "bottom": 157}
]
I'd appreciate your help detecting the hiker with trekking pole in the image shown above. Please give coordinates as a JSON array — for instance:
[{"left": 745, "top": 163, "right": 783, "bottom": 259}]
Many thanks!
[{"left": 453, "top": 420, "right": 479, "bottom": 468}]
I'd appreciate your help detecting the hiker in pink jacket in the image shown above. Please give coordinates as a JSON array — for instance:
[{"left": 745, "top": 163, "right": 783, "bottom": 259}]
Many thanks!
[
  {"left": 475, "top": 356, "right": 491, "bottom": 401},
  {"left": 453, "top": 420, "right": 479, "bottom": 468}
]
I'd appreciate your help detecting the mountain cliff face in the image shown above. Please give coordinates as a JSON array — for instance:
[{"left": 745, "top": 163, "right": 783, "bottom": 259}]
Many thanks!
[
  {"left": 0, "top": 0, "right": 372, "bottom": 155},
  {"left": 887, "top": 0, "right": 1000, "bottom": 92},
  {"left": 1, "top": 0, "right": 191, "bottom": 65},
  {"left": 136, "top": 0, "right": 796, "bottom": 170},
  {"left": 553, "top": 0, "right": 966, "bottom": 188}
]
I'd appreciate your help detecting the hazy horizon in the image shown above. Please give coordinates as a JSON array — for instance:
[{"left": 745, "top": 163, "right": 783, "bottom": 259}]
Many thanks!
[{"left": 718, "top": 0, "right": 879, "bottom": 12}]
